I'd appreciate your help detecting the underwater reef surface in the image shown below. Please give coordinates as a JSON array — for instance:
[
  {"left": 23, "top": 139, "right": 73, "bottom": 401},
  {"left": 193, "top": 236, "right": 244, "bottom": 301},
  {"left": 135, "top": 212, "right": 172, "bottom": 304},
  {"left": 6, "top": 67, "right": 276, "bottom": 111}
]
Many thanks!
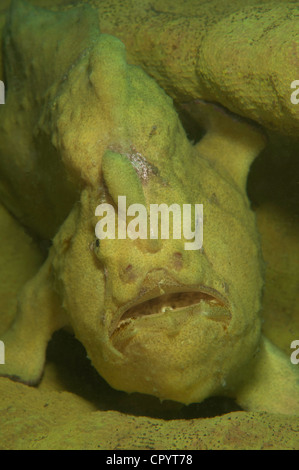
[
  {"left": 2, "top": 0, "right": 299, "bottom": 135},
  {"left": 0, "top": 0, "right": 298, "bottom": 450},
  {"left": 0, "top": 375, "right": 299, "bottom": 450}
]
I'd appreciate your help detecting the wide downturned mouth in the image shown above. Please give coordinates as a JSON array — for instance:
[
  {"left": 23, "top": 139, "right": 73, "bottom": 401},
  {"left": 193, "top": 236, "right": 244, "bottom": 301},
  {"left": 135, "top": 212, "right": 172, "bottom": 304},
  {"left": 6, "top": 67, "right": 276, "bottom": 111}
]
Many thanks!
[{"left": 111, "top": 287, "right": 231, "bottom": 337}]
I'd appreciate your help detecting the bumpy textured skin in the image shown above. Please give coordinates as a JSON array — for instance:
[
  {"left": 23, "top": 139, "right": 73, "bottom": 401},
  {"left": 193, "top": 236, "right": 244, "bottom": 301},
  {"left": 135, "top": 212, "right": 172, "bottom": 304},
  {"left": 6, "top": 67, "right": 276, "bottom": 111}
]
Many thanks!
[{"left": 0, "top": 1, "right": 298, "bottom": 413}]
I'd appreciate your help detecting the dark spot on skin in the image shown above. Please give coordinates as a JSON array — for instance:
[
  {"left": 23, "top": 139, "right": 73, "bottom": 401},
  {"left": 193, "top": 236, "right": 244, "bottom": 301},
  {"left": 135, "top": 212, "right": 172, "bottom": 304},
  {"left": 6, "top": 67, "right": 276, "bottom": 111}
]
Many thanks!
[
  {"left": 172, "top": 252, "right": 183, "bottom": 271},
  {"left": 149, "top": 125, "right": 157, "bottom": 137},
  {"left": 120, "top": 264, "right": 136, "bottom": 283},
  {"left": 223, "top": 282, "right": 229, "bottom": 294},
  {"left": 210, "top": 193, "right": 219, "bottom": 205},
  {"left": 61, "top": 235, "right": 73, "bottom": 252},
  {"left": 96, "top": 239, "right": 100, "bottom": 247}
]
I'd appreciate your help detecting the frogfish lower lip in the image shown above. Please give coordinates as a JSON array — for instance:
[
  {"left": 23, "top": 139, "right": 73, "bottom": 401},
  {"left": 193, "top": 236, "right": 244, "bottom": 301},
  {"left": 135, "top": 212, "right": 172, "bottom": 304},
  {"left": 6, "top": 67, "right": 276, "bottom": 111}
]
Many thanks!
[{"left": 111, "top": 287, "right": 231, "bottom": 337}]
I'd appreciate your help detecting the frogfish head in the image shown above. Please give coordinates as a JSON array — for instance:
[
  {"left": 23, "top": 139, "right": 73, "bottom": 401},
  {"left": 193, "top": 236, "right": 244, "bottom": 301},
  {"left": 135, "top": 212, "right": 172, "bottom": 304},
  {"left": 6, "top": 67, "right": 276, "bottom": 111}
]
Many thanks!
[{"left": 80, "top": 122, "right": 264, "bottom": 404}]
